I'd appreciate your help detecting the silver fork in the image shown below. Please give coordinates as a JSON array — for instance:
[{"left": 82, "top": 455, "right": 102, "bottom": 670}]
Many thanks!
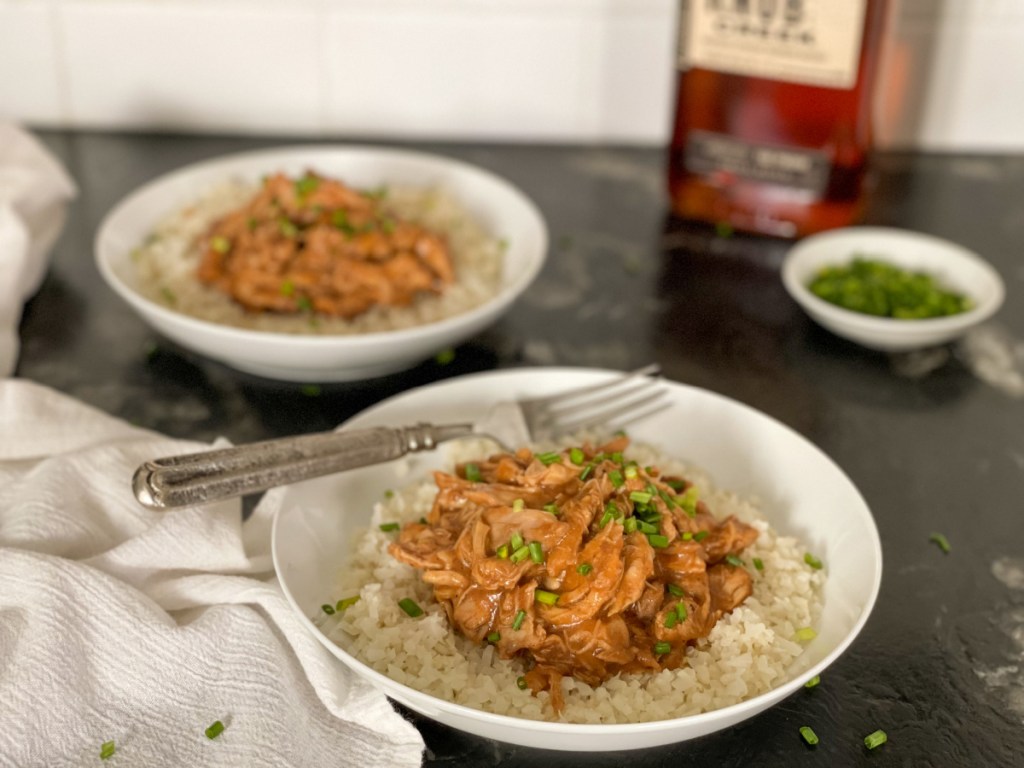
[{"left": 132, "top": 365, "right": 668, "bottom": 510}]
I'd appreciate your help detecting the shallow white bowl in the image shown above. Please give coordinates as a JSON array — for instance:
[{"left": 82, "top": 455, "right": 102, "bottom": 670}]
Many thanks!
[
  {"left": 95, "top": 146, "right": 548, "bottom": 381},
  {"left": 782, "top": 226, "right": 1005, "bottom": 352},
  {"left": 271, "top": 367, "right": 882, "bottom": 751}
]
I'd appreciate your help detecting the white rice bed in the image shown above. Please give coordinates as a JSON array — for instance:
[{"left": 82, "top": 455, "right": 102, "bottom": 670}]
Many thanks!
[
  {"left": 323, "top": 441, "right": 825, "bottom": 724},
  {"left": 131, "top": 179, "right": 504, "bottom": 334}
]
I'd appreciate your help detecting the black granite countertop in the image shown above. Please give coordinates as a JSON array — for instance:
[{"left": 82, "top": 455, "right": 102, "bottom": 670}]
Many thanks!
[{"left": 17, "top": 132, "right": 1024, "bottom": 767}]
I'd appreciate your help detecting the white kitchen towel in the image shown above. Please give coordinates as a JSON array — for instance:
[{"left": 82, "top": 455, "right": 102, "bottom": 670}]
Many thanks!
[
  {"left": 0, "top": 123, "right": 77, "bottom": 377},
  {"left": 0, "top": 379, "right": 424, "bottom": 767}
]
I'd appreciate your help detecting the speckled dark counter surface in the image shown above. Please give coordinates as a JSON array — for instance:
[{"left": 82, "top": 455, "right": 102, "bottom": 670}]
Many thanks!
[{"left": 18, "top": 132, "right": 1024, "bottom": 767}]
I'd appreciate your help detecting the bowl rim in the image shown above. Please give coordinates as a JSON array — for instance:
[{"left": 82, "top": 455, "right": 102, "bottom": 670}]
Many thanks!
[
  {"left": 271, "top": 366, "right": 884, "bottom": 737},
  {"left": 94, "top": 143, "right": 549, "bottom": 350},
  {"left": 781, "top": 225, "right": 1005, "bottom": 334}
]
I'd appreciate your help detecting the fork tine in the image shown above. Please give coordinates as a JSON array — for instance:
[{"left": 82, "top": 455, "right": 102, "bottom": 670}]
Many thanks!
[
  {"left": 546, "top": 387, "right": 670, "bottom": 436},
  {"left": 521, "top": 364, "right": 661, "bottom": 408},
  {"left": 543, "top": 376, "right": 662, "bottom": 422}
]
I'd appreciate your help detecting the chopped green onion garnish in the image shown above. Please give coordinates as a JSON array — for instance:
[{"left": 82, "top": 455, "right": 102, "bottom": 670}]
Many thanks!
[
  {"left": 676, "top": 602, "right": 688, "bottom": 621},
  {"left": 512, "top": 498, "right": 525, "bottom": 512},
  {"left": 512, "top": 610, "right": 527, "bottom": 631},
  {"left": 799, "top": 726, "right": 818, "bottom": 746},
  {"left": 611, "top": 451, "right": 624, "bottom": 464},
  {"left": 680, "top": 486, "right": 699, "bottom": 517},
  {"left": 647, "top": 534, "right": 669, "bottom": 548},
  {"left": 681, "top": 531, "right": 693, "bottom": 541},
  {"left": 667, "top": 583, "right": 684, "bottom": 597},
  {"left": 863, "top": 729, "right": 887, "bottom": 750},
  {"left": 629, "top": 491, "right": 653, "bottom": 504},
  {"left": 295, "top": 174, "right": 320, "bottom": 198},
  {"left": 543, "top": 503, "right": 560, "bottom": 515},
  {"left": 321, "top": 603, "right": 335, "bottom": 615},
  {"left": 486, "top": 631, "right": 500, "bottom": 644},
  {"left": 599, "top": 509, "right": 616, "bottom": 528},
  {"left": 496, "top": 544, "right": 509, "bottom": 559},
  {"left": 804, "top": 552, "right": 823, "bottom": 569},
  {"left": 160, "top": 286, "right": 177, "bottom": 304},
  {"left": 653, "top": 641, "right": 671, "bottom": 655},
  {"left": 464, "top": 463, "right": 481, "bottom": 482},
  {"left": 296, "top": 295, "right": 313, "bottom": 312},
  {"left": 753, "top": 557, "right": 764, "bottom": 571},
  {"left": 535, "top": 590, "right": 559, "bottom": 606},
  {"left": 516, "top": 676, "right": 528, "bottom": 690},
  {"left": 100, "top": 741, "right": 115, "bottom": 760},
  {"left": 608, "top": 470, "right": 624, "bottom": 488},
  {"left": 535, "top": 451, "right": 562, "bottom": 466},
  {"left": 246, "top": 216, "right": 258, "bottom": 231},
  {"left": 664, "top": 611, "right": 678, "bottom": 628},
  {"left": 623, "top": 517, "right": 638, "bottom": 534},
  {"left": 805, "top": 675, "right": 820, "bottom": 688},
  {"left": 528, "top": 541, "right": 545, "bottom": 564},
  {"left": 930, "top": 532, "right": 951, "bottom": 554},
  {"left": 211, "top": 236, "right": 231, "bottom": 254},
  {"left": 795, "top": 627, "right": 817, "bottom": 642},
  {"left": 379, "top": 522, "right": 400, "bottom": 532},
  {"left": 398, "top": 598, "right": 423, "bottom": 617},
  {"left": 336, "top": 596, "right": 360, "bottom": 611},
  {"left": 331, "top": 208, "right": 355, "bottom": 235},
  {"left": 205, "top": 720, "right": 225, "bottom": 740},
  {"left": 418, "top": 516, "right": 427, "bottom": 524},
  {"left": 693, "top": 530, "right": 709, "bottom": 542},
  {"left": 577, "top": 563, "right": 593, "bottom": 576},
  {"left": 279, "top": 218, "right": 298, "bottom": 238},
  {"left": 569, "top": 447, "right": 585, "bottom": 465},
  {"left": 624, "top": 465, "right": 639, "bottom": 479},
  {"left": 725, "top": 554, "right": 744, "bottom": 567},
  {"left": 579, "top": 464, "right": 593, "bottom": 481},
  {"left": 510, "top": 532, "right": 525, "bottom": 551},
  {"left": 665, "top": 479, "right": 685, "bottom": 491},
  {"left": 510, "top": 546, "right": 530, "bottom": 564},
  {"left": 638, "top": 520, "right": 658, "bottom": 535}
]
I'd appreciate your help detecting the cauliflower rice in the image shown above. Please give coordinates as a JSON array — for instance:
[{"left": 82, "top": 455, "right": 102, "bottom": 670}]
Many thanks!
[
  {"left": 320, "top": 440, "right": 826, "bottom": 724},
  {"left": 131, "top": 178, "right": 504, "bottom": 334}
]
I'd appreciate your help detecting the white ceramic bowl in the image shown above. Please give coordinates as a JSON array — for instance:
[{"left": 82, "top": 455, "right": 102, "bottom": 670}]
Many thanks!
[
  {"left": 271, "top": 367, "right": 882, "bottom": 751},
  {"left": 782, "top": 226, "right": 1005, "bottom": 352},
  {"left": 95, "top": 146, "right": 548, "bottom": 381}
]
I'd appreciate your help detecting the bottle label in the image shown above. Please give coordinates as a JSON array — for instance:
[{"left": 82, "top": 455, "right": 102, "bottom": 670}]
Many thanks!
[
  {"left": 685, "top": 130, "right": 830, "bottom": 194},
  {"left": 680, "top": 0, "right": 867, "bottom": 89}
]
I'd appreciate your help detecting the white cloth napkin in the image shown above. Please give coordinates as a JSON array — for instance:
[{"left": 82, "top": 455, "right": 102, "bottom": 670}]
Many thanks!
[
  {"left": 0, "top": 380, "right": 424, "bottom": 767},
  {"left": 0, "top": 123, "right": 77, "bottom": 377}
]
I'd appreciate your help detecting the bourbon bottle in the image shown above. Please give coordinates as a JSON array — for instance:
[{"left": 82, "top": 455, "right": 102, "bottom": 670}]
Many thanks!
[{"left": 667, "top": 0, "right": 889, "bottom": 238}]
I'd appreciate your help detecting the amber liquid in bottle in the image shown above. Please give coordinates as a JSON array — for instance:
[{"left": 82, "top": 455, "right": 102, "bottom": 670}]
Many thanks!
[{"left": 668, "top": 0, "right": 888, "bottom": 238}]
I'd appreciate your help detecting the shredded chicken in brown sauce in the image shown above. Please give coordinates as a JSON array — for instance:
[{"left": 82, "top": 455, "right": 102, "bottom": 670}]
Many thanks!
[
  {"left": 389, "top": 437, "right": 759, "bottom": 713},
  {"left": 196, "top": 172, "right": 454, "bottom": 318}
]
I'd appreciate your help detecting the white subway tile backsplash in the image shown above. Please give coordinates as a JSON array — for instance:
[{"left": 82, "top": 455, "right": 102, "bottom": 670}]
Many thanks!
[{"left": 0, "top": 1, "right": 63, "bottom": 124}]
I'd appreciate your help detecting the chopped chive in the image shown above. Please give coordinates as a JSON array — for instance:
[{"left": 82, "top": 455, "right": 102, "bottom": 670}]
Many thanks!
[
  {"left": 725, "top": 554, "right": 745, "bottom": 567},
  {"left": 569, "top": 447, "right": 585, "bottom": 465},
  {"left": 336, "top": 596, "right": 360, "bottom": 611},
  {"left": 510, "top": 532, "right": 525, "bottom": 551},
  {"left": 681, "top": 531, "right": 693, "bottom": 541},
  {"left": 664, "top": 611, "right": 678, "bottom": 629},
  {"left": 160, "top": 286, "right": 177, "bottom": 304},
  {"left": 379, "top": 217, "right": 396, "bottom": 234},
  {"left": 205, "top": 720, "right": 225, "bottom": 740},
  {"left": 799, "top": 726, "right": 818, "bottom": 746},
  {"left": 535, "top": 590, "right": 559, "bottom": 606},
  {"left": 629, "top": 491, "right": 653, "bottom": 505},
  {"left": 577, "top": 562, "right": 593, "bottom": 576},
  {"left": 516, "top": 675, "right": 528, "bottom": 690},
  {"left": 599, "top": 509, "right": 616, "bottom": 528},
  {"left": 211, "top": 235, "right": 231, "bottom": 254},
  {"left": 278, "top": 218, "right": 298, "bottom": 238},
  {"left": 321, "top": 603, "right": 335, "bottom": 615},
  {"left": 464, "top": 463, "right": 482, "bottom": 482},
  {"left": 679, "top": 486, "right": 699, "bottom": 517},
  {"left": 510, "top": 545, "right": 530, "bottom": 564},
  {"left": 496, "top": 544, "right": 509, "bottom": 559},
  {"left": 676, "top": 601, "right": 688, "bottom": 621},
  {"left": 579, "top": 464, "right": 594, "bottom": 481},
  {"left": 624, "top": 464, "right": 639, "bottom": 479},
  {"left": 693, "top": 530, "right": 709, "bottom": 542},
  {"left": 295, "top": 295, "right": 313, "bottom": 312},
  {"left": 100, "top": 741, "right": 116, "bottom": 760},
  {"left": 512, "top": 610, "right": 527, "bottom": 631},
  {"left": 647, "top": 534, "right": 670, "bottom": 548},
  {"left": 930, "top": 532, "right": 951, "bottom": 554},
  {"left": 804, "top": 552, "right": 824, "bottom": 569},
  {"left": 608, "top": 470, "right": 624, "bottom": 488},
  {"left": 535, "top": 451, "right": 562, "bottom": 466},
  {"left": 543, "top": 503, "right": 560, "bottom": 516},
  {"left": 794, "top": 627, "right": 817, "bottom": 642},
  {"left": 295, "top": 174, "right": 320, "bottom": 198},
  {"left": 623, "top": 517, "right": 638, "bottom": 534},
  {"left": 804, "top": 675, "right": 821, "bottom": 688},
  {"left": 667, "top": 583, "right": 685, "bottom": 597},
  {"left": 398, "top": 598, "right": 423, "bottom": 618},
  {"left": 379, "top": 522, "right": 400, "bottom": 532},
  {"left": 512, "top": 498, "right": 525, "bottom": 512},
  {"left": 863, "top": 729, "right": 887, "bottom": 750},
  {"left": 418, "top": 517, "right": 427, "bottom": 524},
  {"left": 486, "top": 631, "right": 500, "bottom": 644},
  {"left": 528, "top": 541, "right": 545, "bottom": 564},
  {"left": 665, "top": 479, "right": 685, "bottom": 491},
  {"left": 638, "top": 520, "right": 658, "bottom": 535},
  {"left": 653, "top": 641, "right": 671, "bottom": 655},
  {"left": 611, "top": 451, "right": 624, "bottom": 464},
  {"left": 753, "top": 557, "right": 764, "bottom": 571}
]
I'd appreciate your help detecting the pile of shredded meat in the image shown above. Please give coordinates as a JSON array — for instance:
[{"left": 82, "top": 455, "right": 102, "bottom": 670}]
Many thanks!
[
  {"left": 389, "top": 437, "right": 759, "bottom": 713},
  {"left": 196, "top": 171, "right": 454, "bottom": 319}
]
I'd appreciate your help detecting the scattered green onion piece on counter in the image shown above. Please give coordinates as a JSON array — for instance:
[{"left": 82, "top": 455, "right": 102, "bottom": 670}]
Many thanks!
[
  {"left": 398, "top": 598, "right": 424, "bottom": 618},
  {"left": 378, "top": 522, "right": 400, "bottom": 532},
  {"left": 569, "top": 447, "right": 585, "bottom": 465},
  {"left": 799, "top": 726, "right": 818, "bottom": 746},
  {"left": 753, "top": 557, "right": 764, "bottom": 571},
  {"left": 535, "top": 451, "right": 562, "bottom": 466},
  {"left": 624, "top": 464, "right": 639, "bottom": 479},
  {"left": 725, "top": 554, "right": 744, "bottom": 567},
  {"left": 577, "top": 563, "right": 593, "bottom": 576},
  {"left": 510, "top": 532, "right": 525, "bottom": 551},
  {"left": 623, "top": 517, "right": 638, "bottom": 534},
  {"left": 653, "top": 641, "right": 671, "bottom": 656},
  {"left": 629, "top": 491, "right": 653, "bottom": 505},
  {"left": 528, "top": 541, "right": 545, "bottom": 564},
  {"left": 608, "top": 470, "right": 625, "bottom": 488},
  {"left": 512, "top": 610, "right": 527, "bottom": 631},
  {"left": 100, "top": 741, "right": 116, "bottom": 760},
  {"left": 930, "top": 532, "right": 951, "bottom": 554},
  {"left": 864, "top": 729, "right": 888, "bottom": 750},
  {"left": 693, "top": 531, "right": 709, "bottom": 542},
  {"left": 676, "top": 602, "right": 688, "bottom": 621},
  {"left": 295, "top": 295, "right": 312, "bottom": 312},
  {"left": 512, "top": 498, "right": 525, "bottom": 512},
  {"left": 795, "top": 627, "right": 818, "bottom": 642},
  {"left": 510, "top": 546, "right": 530, "bottom": 564},
  {"left": 321, "top": 603, "right": 335, "bottom": 615},
  {"left": 486, "top": 631, "right": 500, "bottom": 644},
  {"left": 805, "top": 675, "right": 821, "bottom": 688},
  {"left": 543, "top": 503, "right": 560, "bottom": 516},
  {"left": 647, "top": 534, "right": 669, "bottom": 548},
  {"left": 516, "top": 676, "right": 528, "bottom": 690},
  {"left": 535, "top": 590, "right": 559, "bottom": 606},
  {"left": 804, "top": 552, "right": 824, "bottom": 569},
  {"left": 667, "top": 583, "right": 684, "bottom": 597},
  {"left": 211, "top": 236, "right": 231, "bottom": 254},
  {"left": 205, "top": 720, "right": 226, "bottom": 740},
  {"left": 664, "top": 611, "right": 678, "bottom": 629},
  {"left": 464, "top": 463, "right": 481, "bottom": 482},
  {"left": 496, "top": 544, "right": 509, "bottom": 559},
  {"left": 336, "top": 596, "right": 359, "bottom": 611}
]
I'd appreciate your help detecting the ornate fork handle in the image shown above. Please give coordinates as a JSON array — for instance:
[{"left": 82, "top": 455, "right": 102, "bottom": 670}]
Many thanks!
[{"left": 132, "top": 423, "right": 474, "bottom": 510}]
